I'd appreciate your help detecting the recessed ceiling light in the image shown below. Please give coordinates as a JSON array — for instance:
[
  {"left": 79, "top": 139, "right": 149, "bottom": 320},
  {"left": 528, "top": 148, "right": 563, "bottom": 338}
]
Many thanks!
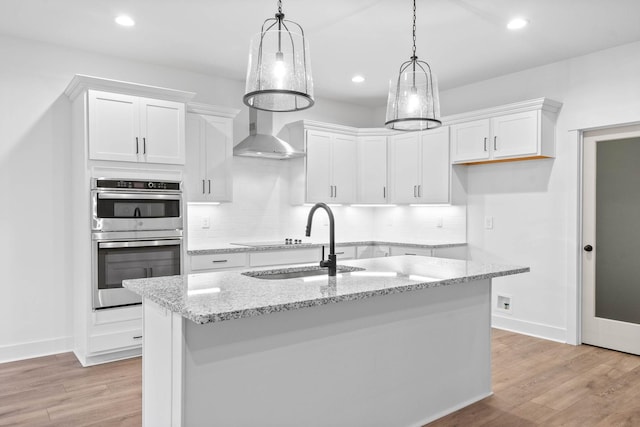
[
  {"left": 507, "top": 18, "right": 528, "bottom": 30},
  {"left": 115, "top": 15, "right": 135, "bottom": 27},
  {"left": 351, "top": 75, "right": 365, "bottom": 83}
]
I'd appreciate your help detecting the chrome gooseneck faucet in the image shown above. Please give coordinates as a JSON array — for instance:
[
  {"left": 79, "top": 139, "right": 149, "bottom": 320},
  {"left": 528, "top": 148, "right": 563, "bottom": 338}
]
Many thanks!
[{"left": 305, "top": 202, "right": 337, "bottom": 276}]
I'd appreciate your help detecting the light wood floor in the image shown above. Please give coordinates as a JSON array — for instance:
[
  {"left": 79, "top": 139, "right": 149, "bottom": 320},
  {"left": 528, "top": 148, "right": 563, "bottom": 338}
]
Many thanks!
[{"left": 1, "top": 329, "right": 639, "bottom": 426}]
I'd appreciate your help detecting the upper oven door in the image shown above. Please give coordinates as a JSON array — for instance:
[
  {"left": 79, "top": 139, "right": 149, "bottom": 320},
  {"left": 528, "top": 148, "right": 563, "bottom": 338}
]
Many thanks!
[{"left": 92, "top": 191, "right": 182, "bottom": 231}]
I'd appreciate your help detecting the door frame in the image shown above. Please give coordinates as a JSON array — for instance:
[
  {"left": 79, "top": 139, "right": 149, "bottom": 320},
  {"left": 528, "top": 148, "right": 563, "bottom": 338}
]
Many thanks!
[{"left": 576, "top": 122, "right": 640, "bottom": 347}]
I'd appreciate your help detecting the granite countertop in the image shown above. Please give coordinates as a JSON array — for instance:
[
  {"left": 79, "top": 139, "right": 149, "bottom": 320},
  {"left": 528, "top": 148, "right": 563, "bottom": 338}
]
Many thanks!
[
  {"left": 123, "top": 256, "right": 528, "bottom": 325},
  {"left": 187, "top": 240, "right": 467, "bottom": 255}
]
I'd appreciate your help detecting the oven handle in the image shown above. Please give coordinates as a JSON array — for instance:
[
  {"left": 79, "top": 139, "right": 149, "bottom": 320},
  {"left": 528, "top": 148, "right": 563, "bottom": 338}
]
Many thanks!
[
  {"left": 97, "top": 192, "right": 182, "bottom": 201},
  {"left": 98, "top": 239, "right": 182, "bottom": 249}
]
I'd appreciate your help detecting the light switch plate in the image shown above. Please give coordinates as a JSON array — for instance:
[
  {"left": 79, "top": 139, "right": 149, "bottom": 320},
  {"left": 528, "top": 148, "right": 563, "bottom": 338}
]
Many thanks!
[
  {"left": 436, "top": 217, "right": 443, "bottom": 228},
  {"left": 201, "top": 216, "right": 210, "bottom": 229}
]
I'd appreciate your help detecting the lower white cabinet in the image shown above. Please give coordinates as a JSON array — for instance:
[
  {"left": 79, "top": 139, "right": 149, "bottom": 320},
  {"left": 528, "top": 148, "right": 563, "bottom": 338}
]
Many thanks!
[
  {"left": 389, "top": 245, "right": 467, "bottom": 260},
  {"left": 323, "top": 245, "right": 356, "bottom": 260},
  {"left": 249, "top": 248, "right": 321, "bottom": 267},
  {"left": 190, "top": 252, "right": 247, "bottom": 271}
]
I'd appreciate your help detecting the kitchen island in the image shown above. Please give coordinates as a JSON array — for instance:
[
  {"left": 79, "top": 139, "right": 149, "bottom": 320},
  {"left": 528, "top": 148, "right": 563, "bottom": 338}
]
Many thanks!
[{"left": 124, "top": 255, "right": 528, "bottom": 427}]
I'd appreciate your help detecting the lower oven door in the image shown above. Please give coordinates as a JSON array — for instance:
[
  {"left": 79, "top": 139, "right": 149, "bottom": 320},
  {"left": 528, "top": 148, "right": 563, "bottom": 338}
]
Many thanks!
[{"left": 93, "top": 237, "right": 182, "bottom": 310}]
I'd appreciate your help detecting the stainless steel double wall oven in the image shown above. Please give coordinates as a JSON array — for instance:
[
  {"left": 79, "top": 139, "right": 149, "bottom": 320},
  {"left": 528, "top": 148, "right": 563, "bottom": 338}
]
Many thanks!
[{"left": 91, "top": 178, "right": 183, "bottom": 310}]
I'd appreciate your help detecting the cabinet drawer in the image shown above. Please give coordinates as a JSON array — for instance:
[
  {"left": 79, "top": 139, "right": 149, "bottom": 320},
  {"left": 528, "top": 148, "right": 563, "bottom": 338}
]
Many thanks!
[
  {"left": 431, "top": 246, "right": 467, "bottom": 260},
  {"left": 88, "top": 329, "right": 143, "bottom": 354},
  {"left": 389, "top": 246, "right": 433, "bottom": 257},
  {"left": 249, "top": 248, "right": 320, "bottom": 267},
  {"left": 190, "top": 253, "right": 246, "bottom": 271}
]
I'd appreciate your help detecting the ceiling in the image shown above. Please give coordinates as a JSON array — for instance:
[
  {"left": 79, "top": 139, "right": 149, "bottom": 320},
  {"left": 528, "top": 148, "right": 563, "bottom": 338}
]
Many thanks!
[{"left": 1, "top": 0, "right": 640, "bottom": 107}]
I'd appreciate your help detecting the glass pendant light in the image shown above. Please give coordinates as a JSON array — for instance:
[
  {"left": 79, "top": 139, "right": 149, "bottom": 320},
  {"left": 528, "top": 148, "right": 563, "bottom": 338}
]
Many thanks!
[
  {"left": 243, "top": 0, "right": 314, "bottom": 112},
  {"left": 385, "top": 0, "right": 441, "bottom": 131}
]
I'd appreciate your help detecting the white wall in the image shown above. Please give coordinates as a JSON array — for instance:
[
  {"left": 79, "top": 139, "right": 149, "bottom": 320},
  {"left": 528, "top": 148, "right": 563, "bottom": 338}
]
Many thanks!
[
  {"left": 0, "top": 33, "right": 378, "bottom": 362},
  {"left": 434, "top": 40, "right": 640, "bottom": 343}
]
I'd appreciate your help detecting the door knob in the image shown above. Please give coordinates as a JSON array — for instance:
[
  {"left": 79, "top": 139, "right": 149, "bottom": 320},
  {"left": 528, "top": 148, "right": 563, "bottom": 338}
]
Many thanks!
[{"left": 584, "top": 244, "right": 593, "bottom": 252}]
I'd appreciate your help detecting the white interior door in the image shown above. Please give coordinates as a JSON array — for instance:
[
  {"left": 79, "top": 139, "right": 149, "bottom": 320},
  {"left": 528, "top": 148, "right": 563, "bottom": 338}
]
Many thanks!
[{"left": 582, "top": 124, "right": 640, "bottom": 355}]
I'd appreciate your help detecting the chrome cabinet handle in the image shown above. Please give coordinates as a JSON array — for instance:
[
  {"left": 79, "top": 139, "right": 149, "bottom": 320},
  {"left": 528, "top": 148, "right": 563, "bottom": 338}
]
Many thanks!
[
  {"left": 334, "top": 185, "right": 337, "bottom": 198},
  {"left": 135, "top": 137, "right": 139, "bottom": 154},
  {"left": 494, "top": 136, "right": 497, "bottom": 150},
  {"left": 483, "top": 137, "right": 487, "bottom": 151},
  {"left": 208, "top": 180, "right": 211, "bottom": 194},
  {"left": 383, "top": 186, "right": 386, "bottom": 198},
  {"left": 413, "top": 185, "right": 417, "bottom": 197},
  {"left": 202, "top": 179, "right": 205, "bottom": 194},
  {"left": 133, "top": 335, "right": 143, "bottom": 340},
  {"left": 418, "top": 185, "right": 421, "bottom": 198},
  {"left": 143, "top": 137, "right": 146, "bottom": 154},
  {"left": 212, "top": 260, "right": 228, "bottom": 263},
  {"left": 336, "top": 251, "right": 345, "bottom": 255}
]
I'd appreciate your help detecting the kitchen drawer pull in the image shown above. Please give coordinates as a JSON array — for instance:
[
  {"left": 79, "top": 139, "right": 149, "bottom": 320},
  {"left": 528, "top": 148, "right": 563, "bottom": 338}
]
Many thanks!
[
  {"left": 383, "top": 186, "right": 386, "bottom": 198},
  {"left": 143, "top": 137, "right": 146, "bottom": 154},
  {"left": 202, "top": 179, "right": 206, "bottom": 194},
  {"left": 336, "top": 251, "right": 345, "bottom": 255},
  {"left": 405, "top": 253, "right": 417, "bottom": 256},
  {"left": 135, "top": 137, "right": 139, "bottom": 154},
  {"left": 133, "top": 335, "right": 143, "bottom": 340},
  {"left": 212, "top": 259, "right": 228, "bottom": 263},
  {"left": 418, "top": 185, "right": 421, "bottom": 198},
  {"left": 413, "top": 185, "right": 417, "bottom": 197},
  {"left": 494, "top": 136, "right": 497, "bottom": 150},
  {"left": 208, "top": 180, "right": 211, "bottom": 194},
  {"left": 483, "top": 137, "right": 487, "bottom": 151},
  {"left": 334, "top": 185, "right": 337, "bottom": 198}
]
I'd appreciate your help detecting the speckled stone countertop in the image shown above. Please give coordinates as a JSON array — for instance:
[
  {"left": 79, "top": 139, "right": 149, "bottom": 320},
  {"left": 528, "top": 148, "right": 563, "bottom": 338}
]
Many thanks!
[
  {"left": 187, "top": 240, "right": 467, "bottom": 255},
  {"left": 123, "top": 256, "right": 528, "bottom": 325}
]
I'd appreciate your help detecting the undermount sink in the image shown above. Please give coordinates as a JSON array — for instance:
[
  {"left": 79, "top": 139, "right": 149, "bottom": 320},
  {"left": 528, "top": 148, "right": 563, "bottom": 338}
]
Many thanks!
[{"left": 243, "top": 265, "right": 364, "bottom": 280}]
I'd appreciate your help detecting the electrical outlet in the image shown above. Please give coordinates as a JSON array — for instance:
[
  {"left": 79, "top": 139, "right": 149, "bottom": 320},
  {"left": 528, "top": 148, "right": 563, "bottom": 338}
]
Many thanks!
[
  {"left": 497, "top": 295, "right": 512, "bottom": 314},
  {"left": 201, "top": 216, "right": 210, "bottom": 229},
  {"left": 436, "top": 217, "right": 443, "bottom": 228},
  {"left": 484, "top": 216, "right": 494, "bottom": 230}
]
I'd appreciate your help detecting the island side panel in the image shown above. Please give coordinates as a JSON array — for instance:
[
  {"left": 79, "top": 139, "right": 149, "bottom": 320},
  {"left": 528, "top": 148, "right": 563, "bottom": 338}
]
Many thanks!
[
  {"left": 182, "top": 279, "right": 492, "bottom": 427},
  {"left": 142, "top": 299, "right": 184, "bottom": 427}
]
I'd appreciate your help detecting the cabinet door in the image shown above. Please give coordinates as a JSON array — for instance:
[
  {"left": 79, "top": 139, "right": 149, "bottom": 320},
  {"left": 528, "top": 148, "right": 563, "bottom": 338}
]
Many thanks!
[
  {"left": 203, "top": 115, "right": 233, "bottom": 202},
  {"left": 305, "top": 130, "right": 333, "bottom": 202},
  {"left": 185, "top": 114, "right": 208, "bottom": 201},
  {"left": 419, "top": 126, "right": 450, "bottom": 203},
  {"left": 491, "top": 110, "right": 539, "bottom": 159},
  {"left": 357, "top": 136, "right": 387, "bottom": 204},
  {"left": 140, "top": 98, "right": 185, "bottom": 165},
  {"left": 88, "top": 90, "right": 139, "bottom": 162},
  {"left": 388, "top": 132, "right": 420, "bottom": 203},
  {"left": 331, "top": 135, "right": 357, "bottom": 203},
  {"left": 450, "top": 119, "right": 490, "bottom": 163}
]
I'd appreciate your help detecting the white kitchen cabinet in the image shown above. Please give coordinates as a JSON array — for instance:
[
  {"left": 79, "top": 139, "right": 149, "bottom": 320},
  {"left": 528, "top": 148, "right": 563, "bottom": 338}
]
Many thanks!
[
  {"left": 357, "top": 136, "right": 388, "bottom": 203},
  {"left": 388, "top": 126, "right": 450, "bottom": 204},
  {"left": 185, "top": 104, "right": 239, "bottom": 202},
  {"left": 450, "top": 98, "right": 562, "bottom": 165},
  {"left": 305, "top": 130, "right": 357, "bottom": 203},
  {"left": 88, "top": 90, "right": 185, "bottom": 164},
  {"left": 190, "top": 252, "right": 247, "bottom": 271},
  {"left": 322, "top": 245, "right": 356, "bottom": 260}
]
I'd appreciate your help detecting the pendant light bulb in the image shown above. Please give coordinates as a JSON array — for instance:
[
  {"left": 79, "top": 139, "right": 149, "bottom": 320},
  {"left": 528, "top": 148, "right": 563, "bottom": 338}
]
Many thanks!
[
  {"left": 243, "top": 1, "right": 314, "bottom": 112},
  {"left": 385, "top": 0, "right": 441, "bottom": 131}
]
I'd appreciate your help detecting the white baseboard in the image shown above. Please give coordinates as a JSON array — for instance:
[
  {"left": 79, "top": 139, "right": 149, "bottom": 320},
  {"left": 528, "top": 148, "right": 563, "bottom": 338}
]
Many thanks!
[
  {"left": 492, "top": 314, "right": 567, "bottom": 343},
  {"left": 0, "top": 336, "right": 74, "bottom": 364}
]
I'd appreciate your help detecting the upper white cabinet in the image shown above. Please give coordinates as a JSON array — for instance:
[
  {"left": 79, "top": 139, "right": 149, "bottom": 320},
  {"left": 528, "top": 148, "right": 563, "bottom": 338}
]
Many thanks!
[
  {"left": 305, "top": 130, "right": 357, "bottom": 203},
  {"left": 450, "top": 98, "right": 562, "bottom": 165},
  {"left": 388, "top": 126, "right": 450, "bottom": 204},
  {"left": 185, "top": 103, "right": 239, "bottom": 202},
  {"left": 357, "top": 136, "right": 388, "bottom": 204},
  {"left": 88, "top": 90, "right": 185, "bottom": 164}
]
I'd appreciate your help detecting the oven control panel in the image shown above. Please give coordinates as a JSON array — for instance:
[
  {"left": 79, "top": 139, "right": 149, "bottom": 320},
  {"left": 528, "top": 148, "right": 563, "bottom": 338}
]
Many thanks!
[{"left": 93, "top": 178, "right": 181, "bottom": 191}]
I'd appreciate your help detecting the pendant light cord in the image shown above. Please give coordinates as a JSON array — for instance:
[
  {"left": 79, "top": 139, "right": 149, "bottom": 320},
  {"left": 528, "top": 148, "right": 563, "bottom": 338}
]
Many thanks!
[
  {"left": 412, "top": 0, "right": 417, "bottom": 59},
  {"left": 278, "top": 0, "right": 283, "bottom": 14}
]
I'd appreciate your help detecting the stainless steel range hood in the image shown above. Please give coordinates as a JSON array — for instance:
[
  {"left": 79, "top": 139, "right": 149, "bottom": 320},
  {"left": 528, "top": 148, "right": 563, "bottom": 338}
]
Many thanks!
[{"left": 233, "top": 108, "right": 305, "bottom": 159}]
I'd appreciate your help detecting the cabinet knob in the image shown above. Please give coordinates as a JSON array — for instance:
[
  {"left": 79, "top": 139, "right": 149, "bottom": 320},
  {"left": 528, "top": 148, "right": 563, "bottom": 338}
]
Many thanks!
[{"left": 584, "top": 244, "right": 593, "bottom": 252}]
